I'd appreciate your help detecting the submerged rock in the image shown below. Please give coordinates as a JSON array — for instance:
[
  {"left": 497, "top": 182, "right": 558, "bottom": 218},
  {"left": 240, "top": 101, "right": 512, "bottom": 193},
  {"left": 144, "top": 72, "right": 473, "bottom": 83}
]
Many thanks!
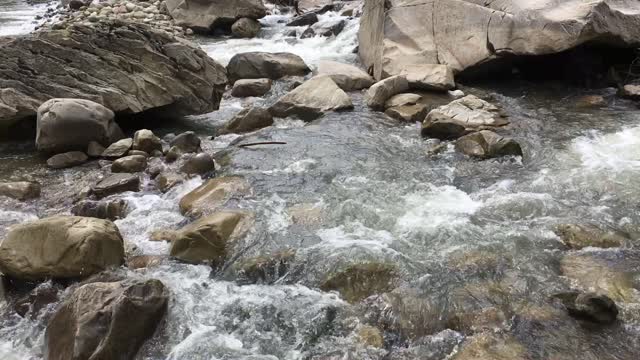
[
  {"left": 560, "top": 253, "right": 635, "bottom": 302},
  {"left": 219, "top": 107, "right": 274, "bottom": 134},
  {"left": 165, "top": 0, "right": 267, "bottom": 33},
  {"left": 554, "top": 223, "right": 629, "bottom": 249},
  {"left": 14, "top": 282, "right": 61, "bottom": 319},
  {"left": 270, "top": 76, "right": 353, "bottom": 121},
  {"left": 46, "top": 151, "right": 89, "bottom": 169},
  {"left": 231, "top": 17, "right": 262, "bottom": 38},
  {"left": 365, "top": 75, "right": 409, "bottom": 110},
  {"left": 231, "top": 78, "right": 273, "bottom": 98},
  {"left": 0, "top": 181, "right": 41, "bottom": 201},
  {"left": 227, "top": 52, "right": 311, "bottom": 83},
  {"left": 320, "top": 262, "right": 398, "bottom": 303},
  {"left": 554, "top": 291, "right": 618, "bottom": 324},
  {"left": 452, "top": 332, "right": 528, "bottom": 360},
  {"left": 111, "top": 155, "right": 148, "bottom": 173},
  {"left": 455, "top": 130, "right": 523, "bottom": 159},
  {"left": 235, "top": 249, "right": 296, "bottom": 284},
  {"left": 315, "top": 60, "right": 375, "bottom": 91},
  {"left": 71, "top": 199, "right": 129, "bottom": 221},
  {"left": 92, "top": 173, "right": 140, "bottom": 199},
  {"left": 179, "top": 176, "right": 252, "bottom": 216}
]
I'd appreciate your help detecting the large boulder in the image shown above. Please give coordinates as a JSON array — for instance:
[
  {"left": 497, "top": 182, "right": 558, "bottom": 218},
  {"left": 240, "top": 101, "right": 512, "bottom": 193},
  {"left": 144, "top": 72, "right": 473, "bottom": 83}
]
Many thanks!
[
  {"left": 166, "top": 0, "right": 267, "bottom": 33},
  {"left": 315, "top": 60, "right": 375, "bottom": 91},
  {"left": 0, "top": 181, "right": 40, "bottom": 201},
  {"left": 0, "top": 22, "right": 227, "bottom": 130},
  {"left": 269, "top": 76, "right": 353, "bottom": 120},
  {"left": 227, "top": 52, "right": 310, "bottom": 83},
  {"left": 45, "top": 279, "right": 168, "bottom": 360},
  {"left": 0, "top": 216, "right": 125, "bottom": 280},
  {"left": 219, "top": 107, "right": 274, "bottom": 134},
  {"left": 359, "top": 0, "right": 640, "bottom": 80},
  {"left": 132, "top": 129, "right": 162, "bottom": 154},
  {"left": 35, "top": 99, "right": 122, "bottom": 154},
  {"left": 179, "top": 176, "right": 251, "bottom": 217},
  {"left": 231, "top": 18, "right": 262, "bottom": 38}
]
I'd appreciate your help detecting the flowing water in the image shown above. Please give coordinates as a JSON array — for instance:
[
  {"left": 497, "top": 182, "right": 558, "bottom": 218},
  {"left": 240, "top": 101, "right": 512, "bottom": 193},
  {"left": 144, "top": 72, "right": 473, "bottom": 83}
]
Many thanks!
[{"left": 2, "top": 2, "right": 640, "bottom": 359}]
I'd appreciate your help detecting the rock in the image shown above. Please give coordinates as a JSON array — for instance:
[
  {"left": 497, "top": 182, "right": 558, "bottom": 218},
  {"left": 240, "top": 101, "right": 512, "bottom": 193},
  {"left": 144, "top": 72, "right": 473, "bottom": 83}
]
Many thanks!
[
  {"left": 554, "top": 291, "right": 618, "bottom": 324},
  {"left": 180, "top": 153, "right": 216, "bottom": 175},
  {"left": 0, "top": 216, "right": 124, "bottom": 280},
  {"left": 219, "top": 107, "right": 274, "bottom": 134},
  {"left": 68, "top": 0, "right": 89, "bottom": 10},
  {"left": 86, "top": 141, "right": 106, "bottom": 157},
  {"left": 269, "top": 76, "right": 353, "bottom": 121},
  {"left": 166, "top": 0, "right": 266, "bottom": 33},
  {"left": 132, "top": 129, "right": 162, "bottom": 154},
  {"left": 575, "top": 95, "right": 607, "bottom": 108},
  {"left": 385, "top": 93, "right": 421, "bottom": 109},
  {"left": 102, "top": 138, "right": 133, "bottom": 159},
  {"left": 235, "top": 249, "right": 295, "bottom": 284},
  {"left": 554, "top": 223, "right": 629, "bottom": 249},
  {"left": 560, "top": 253, "right": 634, "bottom": 302},
  {"left": 422, "top": 95, "right": 509, "bottom": 140},
  {"left": 14, "top": 282, "right": 61, "bottom": 319},
  {"left": 111, "top": 155, "right": 148, "bottom": 173},
  {"left": 452, "top": 333, "right": 527, "bottom": 360},
  {"left": 170, "top": 131, "right": 201, "bottom": 154},
  {"left": 35, "top": 98, "right": 121, "bottom": 154},
  {"left": 71, "top": 199, "right": 129, "bottom": 221},
  {"left": 0, "top": 181, "right": 41, "bottom": 201},
  {"left": 128, "top": 150, "right": 149, "bottom": 157},
  {"left": 385, "top": 104, "right": 429, "bottom": 122},
  {"left": 92, "top": 173, "right": 140, "bottom": 199},
  {"left": 169, "top": 211, "right": 252, "bottom": 265},
  {"left": 357, "top": 325, "right": 384, "bottom": 348},
  {"left": 618, "top": 84, "right": 640, "bottom": 100},
  {"left": 288, "top": 203, "right": 325, "bottom": 226},
  {"left": 227, "top": 52, "right": 310, "bottom": 83},
  {"left": 399, "top": 64, "right": 455, "bottom": 91},
  {"left": 46, "top": 151, "right": 89, "bottom": 169},
  {"left": 45, "top": 279, "right": 168, "bottom": 360},
  {"left": 179, "top": 176, "right": 251, "bottom": 216},
  {"left": 231, "top": 78, "right": 272, "bottom": 97},
  {"left": 365, "top": 76, "right": 409, "bottom": 110},
  {"left": 455, "top": 130, "right": 523, "bottom": 159},
  {"left": 286, "top": 13, "right": 318, "bottom": 26},
  {"left": 300, "top": 27, "right": 316, "bottom": 38},
  {"left": 0, "top": 22, "right": 227, "bottom": 130},
  {"left": 149, "top": 229, "right": 179, "bottom": 242},
  {"left": 155, "top": 172, "right": 184, "bottom": 193},
  {"left": 358, "top": 0, "right": 640, "bottom": 79},
  {"left": 311, "top": 19, "right": 346, "bottom": 37},
  {"left": 231, "top": 17, "right": 261, "bottom": 38},
  {"left": 297, "top": 0, "right": 333, "bottom": 14},
  {"left": 127, "top": 255, "right": 166, "bottom": 269},
  {"left": 320, "top": 262, "right": 398, "bottom": 303},
  {"left": 315, "top": 60, "right": 374, "bottom": 91}
]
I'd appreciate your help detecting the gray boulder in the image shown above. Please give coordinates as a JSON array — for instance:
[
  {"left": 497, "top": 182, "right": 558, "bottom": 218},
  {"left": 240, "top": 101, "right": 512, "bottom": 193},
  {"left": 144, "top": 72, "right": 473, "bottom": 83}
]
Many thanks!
[
  {"left": 166, "top": 0, "right": 267, "bottom": 33},
  {"left": 316, "top": 60, "right": 374, "bottom": 91},
  {"left": 287, "top": 13, "right": 319, "bottom": 26},
  {"left": 311, "top": 19, "right": 346, "bottom": 37},
  {"left": 0, "top": 181, "right": 41, "bottom": 201},
  {"left": 227, "top": 52, "right": 310, "bottom": 83},
  {"left": 219, "top": 107, "right": 274, "bottom": 134},
  {"left": 231, "top": 78, "right": 272, "bottom": 97},
  {"left": 72, "top": 199, "right": 129, "bottom": 221},
  {"left": 270, "top": 76, "right": 353, "bottom": 120},
  {"left": 455, "top": 130, "right": 523, "bottom": 158},
  {"left": 231, "top": 17, "right": 262, "bottom": 38},
  {"left": 46, "top": 151, "right": 88, "bottom": 169}
]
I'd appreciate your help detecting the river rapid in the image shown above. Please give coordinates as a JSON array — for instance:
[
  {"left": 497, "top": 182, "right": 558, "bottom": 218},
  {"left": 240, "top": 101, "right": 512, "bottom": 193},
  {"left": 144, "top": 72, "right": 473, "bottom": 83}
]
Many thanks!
[{"left": 1, "top": 1, "right": 640, "bottom": 359}]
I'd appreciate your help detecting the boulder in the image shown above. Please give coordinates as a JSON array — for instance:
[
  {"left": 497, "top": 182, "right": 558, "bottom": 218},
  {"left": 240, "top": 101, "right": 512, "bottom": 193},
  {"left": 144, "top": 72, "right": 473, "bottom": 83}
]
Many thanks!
[
  {"left": 102, "top": 138, "right": 133, "bottom": 159},
  {"left": 132, "top": 129, "right": 162, "bottom": 154},
  {"left": 385, "top": 93, "right": 421, "bottom": 109},
  {"left": 297, "top": 0, "right": 333, "bottom": 14},
  {"left": 365, "top": 75, "right": 409, "bottom": 110},
  {"left": 287, "top": 13, "right": 319, "bottom": 26},
  {"left": 618, "top": 84, "right": 640, "bottom": 100},
  {"left": 111, "top": 155, "right": 148, "bottom": 173},
  {"left": 454, "top": 130, "right": 523, "bottom": 158},
  {"left": 155, "top": 172, "right": 184, "bottom": 193},
  {"left": 320, "top": 262, "right": 398, "bottom": 303},
  {"left": 554, "top": 291, "right": 618, "bottom": 324},
  {"left": 227, "top": 52, "right": 310, "bottom": 83},
  {"left": 179, "top": 176, "right": 251, "bottom": 216},
  {"left": 165, "top": 0, "right": 267, "bottom": 33},
  {"left": 359, "top": 0, "right": 640, "bottom": 80},
  {"left": 45, "top": 279, "right": 168, "bottom": 360},
  {"left": 231, "top": 78, "right": 272, "bottom": 98},
  {"left": 35, "top": 99, "right": 121, "bottom": 154},
  {"left": 400, "top": 64, "right": 455, "bottom": 91},
  {"left": 0, "top": 181, "right": 41, "bottom": 200},
  {"left": 180, "top": 153, "right": 216, "bottom": 175},
  {"left": 0, "top": 22, "right": 227, "bottom": 130},
  {"left": 315, "top": 60, "right": 375, "bottom": 91},
  {"left": 0, "top": 216, "right": 124, "bottom": 280},
  {"left": 169, "top": 210, "right": 251, "bottom": 265},
  {"left": 270, "top": 76, "right": 353, "bottom": 120},
  {"left": 128, "top": 150, "right": 149, "bottom": 157},
  {"left": 92, "top": 173, "right": 140, "bottom": 199},
  {"left": 231, "top": 17, "right": 262, "bottom": 38},
  {"left": 71, "top": 199, "right": 129, "bottom": 221},
  {"left": 311, "top": 19, "right": 346, "bottom": 37},
  {"left": 560, "top": 253, "right": 634, "bottom": 302},
  {"left": 300, "top": 27, "right": 316, "bottom": 39},
  {"left": 385, "top": 104, "right": 429, "bottom": 122},
  {"left": 554, "top": 224, "right": 629, "bottom": 249},
  {"left": 46, "top": 151, "right": 89, "bottom": 169},
  {"left": 170, "top": 131, "right": 201, "bottom": 154},
  {"left": 219, "top": 107, "right": 274, "bottom": 134}
]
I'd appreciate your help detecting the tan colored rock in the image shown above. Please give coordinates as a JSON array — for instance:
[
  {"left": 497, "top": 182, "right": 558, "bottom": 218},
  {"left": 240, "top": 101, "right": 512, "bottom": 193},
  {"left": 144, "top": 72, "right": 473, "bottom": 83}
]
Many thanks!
[
  {"left": 227, "top": 52, "right": 310, "bottom": 83},
  {"left": 385, "top": 104, "right": 428, "bottom": 122},
  {"left": 365, "top": 75, "right": 409, "bottom": 110},
  {"left": 400, "top": 64, "right": 455, "bottom": 91},
  {"left": 111, "top": 154, "right": 147, "bottom": 173},
  {"left": 219, "top": 107, "right": 274, "bottom": 134},
  {"left": 320, "top": 262, "right": 398, "bottom": 303},
  {"left": 46, "top": 151, "right": 88, "bottom": 169},
  {"left": 455, "top": 130, "right": 523, "bottom": 158},
  {"left": 560, "top": 253, "right": 635, "bottom": 302},
  {"left": 179, "top": 176, "right": 251, "bottom": 216},
  {"left": 554, "top": 223, "right": 629, "bottom": 249},
  {"left": 166, "top": 0, "right": 266, "bottom": 33},
  {"left": 0, "top": 181, "right": 40, "bottom": 200},
  {"left": 315, "top": 60, "right": 375, "bottom": 91},
  {"left": 231, "top": 17, "right": 261, "bottom": 38},
  {"left": 155, "top": 172, "right": 184, "bottom": 193},
  {"left": 452, "top": 332, "right": 528, "bottom": 360},
  {"left": 231, "top": 78, "right": 272, "bottom": 98},
  {"left": 384, "top": 93, "right": 421, "bottom": 109},
  {"left": 270, "top": 76, "right": 353, "bottom": 121},
  {"left": 102, "top": 138, "right": 133, "bottom": 159},
  {"left": 132, "top": 129, "right": 162, "bottom": 154},
  {"left": 619, "top": 84, "right": 640, "bottom": 100}
]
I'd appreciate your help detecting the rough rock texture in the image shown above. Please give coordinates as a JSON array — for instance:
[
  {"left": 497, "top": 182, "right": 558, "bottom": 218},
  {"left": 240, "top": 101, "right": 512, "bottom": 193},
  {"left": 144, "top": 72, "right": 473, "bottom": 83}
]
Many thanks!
[
  {"left": 132, "top": 129, "right": 162, "bottom": 154},
  {"left": 365, "top": 75, "right": 409, "bottom": 110},
  {"left": 359, "top": 0, "right": 640, "bottom": 80},
  {"left": 0, "top": 22, "right": 227, "bottom": 129},
  {"left": 111, "top": 155, "right": 148, "bottom": 173},
  {"left": 227, "top": 52, "right": 310, "bottom": 83},
  {"left": 72, "top": 199, "right": 129, "bottom": 221},
  {"left": 92, "top": 173, "right": 140, "bottom": 199},
  {"left": 166, "top": 0, "right": 267, "bottom": 33},
  {"left": 270, "top": 76, "right": 353, "bottom": 120},
  {"left": 455, "top": 130, "right": 523, "bottom": 159},
  {"left": 297, "top": 0, "right": 333, "bottom": 14},
  {"left": 554, "top": 223, "right": 629, "bottom": 249},
  {"left": 231, "top": 78, "right": 272, "bottom": 97},
  {"left": 155, "top": 172, "right": 184, "bottom": 193},
  {"left": 400, "top": 64, "right": 455, "bottom": 91},
  {"left": 0, "top": 181, "right": 41, "bottom": 200},
  {"left": 555, "top": 291, "right": 618, "bottom": 324},
  {"left": 179, "top": 176, "right": 251, "bottom": 216},
  {"left": 320, "top": 262, "right": 398, "bottom": 303},
  {"left": 36, "top": 98, "right": 121, "bottom": 153},
  {"left": 170, "top": 131, "right": 201, "bottom": 154},
  {"left": 385, "top": 93, "right": 421, "bottom": 108},
  {"left": 102, "top": 138, "right": 133, "bottom": 159},
  {"left": 219, "top": 107, "right": 274, "bottom": 134},
  {"left": 0, "top": 216, "right": 124, "bottom": 280},
  {"left": 180, "top": 153, "right": 216, "bottom": 175},
  {"left": 385, "top": 104, "right": 428, "bottom": 122},
  {"left": 231, "top": 17, "right": 262, "bottom": 38},
  {"left": 45, "top": 279, "right": 168, "bottom": 360},
  {"left": 287, "top": 13, "right": 319, "bottom": 26},
  {"left": 311, "top": 19, "right": 346, "bottom": 37},
  {"left": 316, "top": 60, "right": 375, "bottom": 91},
  {"left": 46, "top": 151, "right": 89, "bottom": 169}
]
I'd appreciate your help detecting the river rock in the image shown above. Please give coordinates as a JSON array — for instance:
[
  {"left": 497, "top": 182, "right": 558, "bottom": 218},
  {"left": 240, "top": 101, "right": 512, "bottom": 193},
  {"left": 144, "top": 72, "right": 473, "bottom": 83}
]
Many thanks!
[
  {"left": 618, "top": 84, "right": 640, "bottom": 100},
  {"left": 111, "top": 155, "right": 148, "bottom": 173},
  {"left": 320, "top": 262, "right": 398, "bottom": 303},
  {"left": 179, "top": 176, "right": 251, "bottom": 216},
  {"left": 235, "top": 249, "right": 296, "bottom": 284},
  {"left": 0, "top": 22, "right": 227, "bottom": 130},
  {"left": 155, "top": 172, "right": 184, "bottom": 193},
  {"left": 231, "top": 78, "right": 272, "bottom": 97},
  {"left": 385, "top": 93, "right": 421, "bottom": 108},
  {"left": 300, "top": 27, "right": 316, "bottom": 38},
  {"left": 287, "top": 13, "right": 318, "bottom": 26},
  {"left": 92, "top": 173, "right": 140, "bottom": 199},
  {"left": 46, "top": 151, "right": 89, "bottom": 169},
  {"left": 575, "top": 95, "right": 607, "bottom": 108},
  {"left": 219, "top": 107, "right": 274, "bottom": 134},
  {"left": 45, "top": 279, "right": 168, "bottom": 360},
  {"left": 297, "top": 0, "right": 333, "bottom": 14},
  {"left": 315, "top": 60, "right": 374, "bottom": 91},
  {"left": 311, "top": 19, "right": 346, "bottom": 37},
  {"left": 227, "top": 52, "right": 311, "bottom": 83},
  {"left": 180, "top": 153, "right": 216, "bottom": 175},
  {"left": 165, "top": 0, "right": 266, "bottom": 32},
  {"left": 35, "top": 98, "right": 121, "bottom": 153},
  {"left": 71, "top": 199, "right": 129, "bottom": 221},
  {"left": 169, "top": 210, "right": 252, "bottom": 265},
  {"left": 554, "top": 291, "right": 618, "bottom": 324},
  {"left": 127, "top": 255, "right": 166, "bottom": 270},
  {"left": 359, "top": 0, "right": 640, "bottom": 79},
  {"left": 102, "top": 138, "right": 133, "bottom": 159},
  {"left": 455, "top": 130, "right": 523, "bottom": 159},
  {"left": 231, "top": 17, "right": 262, "bottom": 38},
  {"left": 452, "top": 332, "right": 527, "bottom": 360},
  {"left": 0, "top": 216, "right": 124, "bottom": 280},
  {"left": 86, "top": 141, "right": 106, "bottom": 157},
  {"left": 132, "top": 129, "right": 162, "bottom": 154},
  {"left": 400, "top": 64, "right": 455, "bottom": 91},
  {"left": 170, "top": 131, "right": 201, "bottom": 154},
  {"left": 0, "top": 181, "right": 41, "bottom": 201},
  {"left": 385, "top": 104, "right": 429, "bottom": 122},
  {"left": 554, "top": 223, "right": 629, "bottom": 249},
  {"left": 365, "top": 75, "right": 409, "bottom": 110},
  {"left": 270, "top": 76, "right": 353, "bottom": 120},
  {"left": 14, "top": 282, "right": 61, "bottom": 319},
  {"left": 560, "top": 253, "right": 634, "bottom": 302}
]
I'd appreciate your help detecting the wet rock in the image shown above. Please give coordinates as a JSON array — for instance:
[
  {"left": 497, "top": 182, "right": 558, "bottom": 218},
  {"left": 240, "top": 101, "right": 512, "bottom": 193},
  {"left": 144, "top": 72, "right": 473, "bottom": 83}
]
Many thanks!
[
  {"left": 71, "top": 199, "right": 129, "bottom": 221},
  {"left": 128, "top": 150, "right": 149, "bottom": 157},
  {"left": 365, "top": 75, "right": 409, "bottom": 110},
  {"left": 575, "top": 95, "right": 607, "bottom": 108},
  {"left": 311, "top": 19, "right": 346, "bottom": 37},
  {"left": 14, "top": 282, "right": 61, "bottom": 319},
  {"left": 235, "top": 249, "right": 295, "bottom": 284},
  {"left": 231, "top": 78, "right": 272, "bottom": 97},
  {"left": 452, "top": 332, "right": 527, "bottom": 360},
  {"left": 46, "top": 151, "right": 89, "bottom": 169},
  {"left": 455, "top": 130, "right": 523, "bottom": 159},
  {"left": 179, "top": 176, "right": 251, "bottom": 216},
  {"left": 385, "top": 104, "right": 429, "bottom": 122},
  {"left": 385, "top": 93, "right": 421, "bottom": 109},
  {"left": 315, "top": 60, "right": 374, "bottom": 91},
  {"left": 0, "top": 216, "right": 124, "bottom": 281},
  {"left": 149, "top": 229, "right": 179, "bottom": 242},
  {"left": 357, "top": 325, "right": 384, "bottom": 348},
  {"left": 270, "top": 76, "right": 353, "bottom": 121},
  {"left": 155, "top": 172, "right": 184, "bottom": 193},
  {"left": 300, "top": 27, "right": 316, "bottom": 38},
  {"left": 227, "top": 52, "right": 310, "bottom": 83},
  {"left": 165, "top": 0, "right": 267, "bottom": 33},
  {"left": 169, "top": 210, "right": 252, "bottom": 265},
  {"left": 555, "top": 291, "right": 618, "bottom": 324},
  {"left": 35, "top": 98, "right": 121, "bottom": 153},
  {"left": 45, "top": 279, "right": 168, "bottom": 360},
  {"left": 180, "top": 153, "right": 216, "bottom": 175},
  {"left": 102, "top": 138, "right": 133, "bottom": 159},
  {"left": 170, "top": 131, "right": 201, "bottom": 154},
  {"left": 560, "top": 253, "right": 635, "bottom": 302},
  {"left": 400, "top": 64, "right": 455, "bottom": 91},
  {"left": 219, "top": 107, "right": 274, "bottom": 134},
  {"left": 286, "top": 13, "right": 318, "bottom": 26},
  {"left": 618, "top": 84, "right": 640, "bottom": 100},
  {"left": 127, "top": 255, "right": 166, "bottom": 269},
  {"left": 86, "top": 141, "right": 105, "bottom": 158},
  {"left": 132, "top": 129, "right": 162, "bottom": 154},
  {"left": 92, "top": 173, "right": 140, "bottom": 199},
  {"left": 554, "top": 223, "right": 629, "bottom": 249},
  {"left": 288, "top": 203, "right": 325, "bottom": 226},
  {"left": 297, "top": 0, "right": 333, "bottom": 14},
  {"left": 111, "top": 154, "right": 148, "bottom": 173},
  {"left": 320, "top": 262, "right": 398, "bottom": 303},
  {"left": 0, "top": 181, "right": 41, "bottom": 201},
  {"left": 231, "top": 17, "right": 261, "bottom": 38}
]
